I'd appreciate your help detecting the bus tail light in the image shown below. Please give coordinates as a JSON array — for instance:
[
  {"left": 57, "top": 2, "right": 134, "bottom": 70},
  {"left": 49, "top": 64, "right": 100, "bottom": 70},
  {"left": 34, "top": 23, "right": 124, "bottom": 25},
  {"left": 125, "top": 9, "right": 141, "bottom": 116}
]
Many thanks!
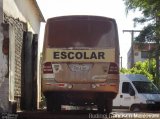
[
  {"left": 43, "top": 62, "right": 53, "bottom": 74},
  {"left": 108, "top": 63, "right": 119, "bottom": 74}
]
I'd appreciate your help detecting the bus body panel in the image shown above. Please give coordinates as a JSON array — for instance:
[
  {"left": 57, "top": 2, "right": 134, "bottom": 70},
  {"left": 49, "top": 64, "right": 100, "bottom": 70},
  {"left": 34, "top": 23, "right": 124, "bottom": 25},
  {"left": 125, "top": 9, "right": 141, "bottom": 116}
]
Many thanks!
[{"left": 41, "top": 15, "right": 119, "bottom": 113}]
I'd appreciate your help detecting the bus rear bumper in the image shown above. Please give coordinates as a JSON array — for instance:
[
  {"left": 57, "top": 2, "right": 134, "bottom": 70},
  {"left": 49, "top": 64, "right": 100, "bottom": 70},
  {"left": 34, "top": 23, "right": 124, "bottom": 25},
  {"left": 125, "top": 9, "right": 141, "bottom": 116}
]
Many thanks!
[{"left": 42, "top": 82, "right": 118, "bottom": 94}]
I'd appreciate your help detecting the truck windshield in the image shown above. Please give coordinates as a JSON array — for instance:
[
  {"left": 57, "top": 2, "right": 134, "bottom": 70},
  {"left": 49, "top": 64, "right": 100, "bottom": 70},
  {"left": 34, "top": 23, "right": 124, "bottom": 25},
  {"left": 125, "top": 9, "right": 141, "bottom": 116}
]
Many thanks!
[{"left": 132, "top": 81, "right": 160, "bottom": 94}]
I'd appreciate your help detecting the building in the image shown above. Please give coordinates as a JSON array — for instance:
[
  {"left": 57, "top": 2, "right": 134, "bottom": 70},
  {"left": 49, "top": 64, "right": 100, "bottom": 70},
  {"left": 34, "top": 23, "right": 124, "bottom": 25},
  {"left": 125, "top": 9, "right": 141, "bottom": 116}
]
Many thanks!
[
  {"left": 0, "top": 0, "right": 44, "bottom": 113},
  {"left": 127, "top": 42, "right": 156, "bottom": 68}
]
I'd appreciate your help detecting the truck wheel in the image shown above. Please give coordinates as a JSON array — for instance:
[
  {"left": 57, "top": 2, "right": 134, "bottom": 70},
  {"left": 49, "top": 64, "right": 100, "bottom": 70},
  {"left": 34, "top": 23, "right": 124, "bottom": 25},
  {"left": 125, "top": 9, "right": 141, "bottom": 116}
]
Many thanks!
[
  {"left": 130, "top": 105, "right": 140, "bottom": 112},
  {"left": 97, "top": 99, "right": 112, "bottom": 116},
  {"left": 105, "top": 100, "right": 112, "bottom": 115},
  {"left": 97, "top": 103, "right": 105, "bottom": 114},
  {"left": 53, "top": 101, "right": 61, "bottom": 112},
  {"left": 46, "top": 94, "right": 61, "bottom": 112},
  {"left": 46, "top": 94, "right": 54, "bottom": 111}
]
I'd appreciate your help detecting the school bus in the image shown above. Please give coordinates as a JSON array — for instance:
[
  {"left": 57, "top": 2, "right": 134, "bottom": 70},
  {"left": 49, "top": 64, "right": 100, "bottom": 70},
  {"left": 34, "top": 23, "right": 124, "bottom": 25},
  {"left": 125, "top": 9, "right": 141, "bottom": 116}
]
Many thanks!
[{"left": 42, "top": 15, "right": 119, "bottom": 114}]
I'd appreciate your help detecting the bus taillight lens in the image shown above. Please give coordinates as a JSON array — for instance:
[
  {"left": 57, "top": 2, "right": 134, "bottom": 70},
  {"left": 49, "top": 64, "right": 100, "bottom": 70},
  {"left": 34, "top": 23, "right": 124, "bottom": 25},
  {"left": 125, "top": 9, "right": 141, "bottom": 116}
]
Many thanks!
[
  {"left": 108, "top": 63, "right": 119, "bottom": 74},
  {"left": 43, "top": 62, "right": 53, "bottom": 74}
]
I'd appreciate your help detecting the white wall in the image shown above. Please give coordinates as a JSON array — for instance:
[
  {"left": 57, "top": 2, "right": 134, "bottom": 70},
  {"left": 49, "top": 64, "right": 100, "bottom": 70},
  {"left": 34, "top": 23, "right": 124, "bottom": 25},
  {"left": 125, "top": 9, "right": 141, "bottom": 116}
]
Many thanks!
[
  {"left": 0, "top": 26, "right": 9, "bottom": 112},
  {"left": 0, "top": 0, "right": 10, "bottom": 112},
  {"left": 134, "top": 51, "right": 146, "bottom": 63},
  {"left": 4, "top": 0, "right": 41, "bottom": 33},
  {"left": 1, "top": 0, "right": 42, "bottom": 112}
]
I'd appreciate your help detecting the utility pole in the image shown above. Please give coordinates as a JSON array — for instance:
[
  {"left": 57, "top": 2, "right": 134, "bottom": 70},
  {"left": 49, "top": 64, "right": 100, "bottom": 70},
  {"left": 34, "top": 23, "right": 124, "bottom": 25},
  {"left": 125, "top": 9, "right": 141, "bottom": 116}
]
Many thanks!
[
  {"left": 120, "top": 56, "right": 123, "bottom": 69},
  {"left": 123, "top": 30, "right": 141, "bottom": 68},
  {"left": 155, "top": 16, "right": 160, "bottom": 86}
]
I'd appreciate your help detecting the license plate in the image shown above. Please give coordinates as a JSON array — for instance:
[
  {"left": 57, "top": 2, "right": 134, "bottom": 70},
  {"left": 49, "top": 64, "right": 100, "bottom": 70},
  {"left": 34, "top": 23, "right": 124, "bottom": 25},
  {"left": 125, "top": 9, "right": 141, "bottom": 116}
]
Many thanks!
[{"left": 68, "top": 64, "right": 91, "bottom": 72}]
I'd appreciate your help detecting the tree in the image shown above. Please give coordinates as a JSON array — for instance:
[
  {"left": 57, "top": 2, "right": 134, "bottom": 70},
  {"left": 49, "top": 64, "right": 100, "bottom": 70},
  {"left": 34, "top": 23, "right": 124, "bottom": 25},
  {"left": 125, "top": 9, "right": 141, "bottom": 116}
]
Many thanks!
[
  {"left": 123, "top": 0, "right": 160, "bottom": 85},
  {"left": 120, "top": 59, "right": 156, "bottom": 83},
  {"left": 124, "top": 0, "right": 160, "bottom": 23}
]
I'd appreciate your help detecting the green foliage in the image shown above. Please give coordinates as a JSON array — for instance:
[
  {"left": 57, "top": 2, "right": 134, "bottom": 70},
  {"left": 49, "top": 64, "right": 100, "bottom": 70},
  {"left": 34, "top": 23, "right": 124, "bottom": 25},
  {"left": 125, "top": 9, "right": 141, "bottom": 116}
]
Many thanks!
[
  {"left": 124, "top": 0, "right": 160, "bottom": 19},
  {"left": 135, "top": 24, "right": 156, "bottom": 42},
  {"left": 120, "top": 59, "right": 156, "bottom": 81},
  {"left": 123, "top": 0, "right": 160, "bottom": 86},
  {"left": 123, "top": 0, "right": 160, "bottom": 43}
]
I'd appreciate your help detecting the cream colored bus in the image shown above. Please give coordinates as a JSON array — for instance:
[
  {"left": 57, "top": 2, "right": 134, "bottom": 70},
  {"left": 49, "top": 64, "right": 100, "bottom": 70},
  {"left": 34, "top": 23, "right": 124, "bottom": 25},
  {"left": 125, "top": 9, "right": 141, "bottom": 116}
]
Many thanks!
[{"left": 42, "top": 15, "right": 119, "bottom": 114}]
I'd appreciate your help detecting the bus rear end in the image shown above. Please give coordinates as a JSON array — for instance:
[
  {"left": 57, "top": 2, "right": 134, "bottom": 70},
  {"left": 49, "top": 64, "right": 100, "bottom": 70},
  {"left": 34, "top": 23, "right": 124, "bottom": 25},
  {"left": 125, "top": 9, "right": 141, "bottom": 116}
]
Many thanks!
[{"left": 42, "top": 16, "right": 119, "bottom": 113}]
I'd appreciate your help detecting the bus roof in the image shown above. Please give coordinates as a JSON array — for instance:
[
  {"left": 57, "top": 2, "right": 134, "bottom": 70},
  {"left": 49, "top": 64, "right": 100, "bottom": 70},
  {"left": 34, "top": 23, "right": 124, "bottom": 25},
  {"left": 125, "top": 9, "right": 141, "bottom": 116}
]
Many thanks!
[
  {"left": 47, "top": 15, "right": 116, "bottom": 22},
  {"left": 44, "top": 15, "right": 118, "bottom": 49}
]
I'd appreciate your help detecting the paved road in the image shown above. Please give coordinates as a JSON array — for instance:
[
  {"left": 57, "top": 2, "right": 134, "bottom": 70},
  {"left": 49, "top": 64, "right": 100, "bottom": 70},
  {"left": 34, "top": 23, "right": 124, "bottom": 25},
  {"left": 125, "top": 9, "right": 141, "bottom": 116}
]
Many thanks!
[
  {"left": 2, "top": 109, "right": 160, "bottom": 119},
  {"left": 18, "top": 110, "right": 100, "bottom": 119}
]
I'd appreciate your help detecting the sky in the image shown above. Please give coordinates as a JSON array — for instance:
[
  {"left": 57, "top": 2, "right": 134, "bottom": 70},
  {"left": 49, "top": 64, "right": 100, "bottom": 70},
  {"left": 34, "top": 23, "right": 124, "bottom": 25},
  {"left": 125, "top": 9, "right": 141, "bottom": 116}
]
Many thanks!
[{"left": 36, "top": 0, "right": 143, "bottom": 68}]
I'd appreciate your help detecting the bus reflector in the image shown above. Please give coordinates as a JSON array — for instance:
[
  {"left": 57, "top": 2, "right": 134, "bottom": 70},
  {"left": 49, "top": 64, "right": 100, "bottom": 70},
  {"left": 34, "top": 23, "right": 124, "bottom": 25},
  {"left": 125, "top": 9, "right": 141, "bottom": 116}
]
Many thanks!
[
  {"left": 45, "top": 83, "right": 66, "bottom": 87},
  {"left": 58, "top": 83, "right": 65, "bottom": 87},
  {"left": 108, "top": 63, "right": 119, "bottom": 74},
  {"left": 43, "top": 62, "right": 53, "bottom": 74}
]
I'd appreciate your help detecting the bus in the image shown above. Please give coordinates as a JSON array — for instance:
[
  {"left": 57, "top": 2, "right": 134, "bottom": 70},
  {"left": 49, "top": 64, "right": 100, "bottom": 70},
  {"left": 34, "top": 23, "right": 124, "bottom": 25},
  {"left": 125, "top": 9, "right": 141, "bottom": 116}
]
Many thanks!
[{"left": 42, "top": 15, "right": 119, "bottom": 114}]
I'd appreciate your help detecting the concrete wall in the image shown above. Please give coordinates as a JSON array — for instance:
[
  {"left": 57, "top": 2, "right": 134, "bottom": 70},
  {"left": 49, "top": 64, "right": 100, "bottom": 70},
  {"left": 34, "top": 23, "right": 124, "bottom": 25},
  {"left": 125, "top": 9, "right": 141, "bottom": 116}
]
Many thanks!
[
  {"left": 127, "top": 49, "right": 147, "bottom": 68},
  {"left": 134, "top": 50, "right": 146, "bottom": 63},
  {"left": 4, "top": 15, "right": 27, "bottom": 111},
  {"left": 127, "top": 43, "right": 155, "bottom": 68},
  {"left": 0, "top": 0, "right": 2, "bottom": 22},
  {"left": 0, "top": 0, "right": 42, "bottom": 112},
  {"left": 0, "top": 26, "right": 9, "bottom": 112},
  {"left": 4, "top": 0, "right": 41, "bottom": 33},
  {"left": 0, "top": 0, "right": 10, "bottom": 112},
  {"left": 127, "top": 48, "right": 131, "bottom": 68}
]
